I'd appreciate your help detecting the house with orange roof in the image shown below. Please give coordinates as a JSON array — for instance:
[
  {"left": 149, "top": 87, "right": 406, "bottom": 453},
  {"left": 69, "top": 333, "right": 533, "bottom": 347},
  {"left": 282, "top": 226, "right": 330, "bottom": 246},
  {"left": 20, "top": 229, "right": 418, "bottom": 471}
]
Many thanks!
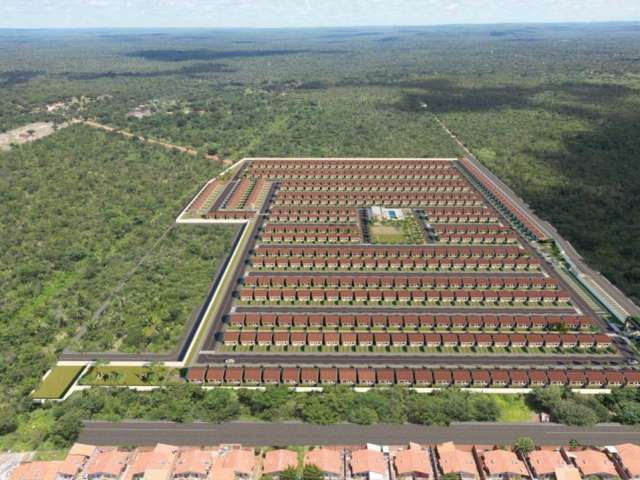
[
  {"left": 9, "top": 461, "right": 61, "bottom": 480},
  {"left": 304, "top": 447, "right": 343, "bottom": 479},
  {"left": 46, "top": 442, "right": 96, "bottom": 479},
  {"left": 10, "top": 443, "right": 97, "bottom": 480},
  {"left": 263, "top": 450, "right": 298, "bottom": 477},
  {"left": 68, "top": 443, "right": 97, "bottom": 458},
  {"left": 527, "top": 450, "right": 569, "bottom": 480},
  {"left": 218, "top": 448, "right": 257, "bottom": 479},
  {"left": 568, "top": 448, "right": 618, "bottom": 480},
  {"left": 436, "top": 443, "right": 478, "bottom": 480},
  {"left": 173, "top": 448, "right": 213, "bottom": 479},
  {"left": 56, "top": 453, "right": 88, "bottom": 479},
  {"left": 394, "top": 443, "right": 433, "bottom": 480},
  {"left": 612, "top": 443, "right": 640, "bottom": 480},
  {"left": 479, "top": 449, "right": 529, "bottom": 480},
  {"left": 350, "top": 448, "right": 386, "bottom": 480},
  {"left": 124, "top": 444, "right": 178, "bottom": 480},
  {"left": 553, "top": 466, "right": 582, "bottom": 480},
  {"left": 85, "top": 448, "right": 130, "bottom": 479},
  {"left": 208, "top": 455, "right": 236, "bottom": 480}
]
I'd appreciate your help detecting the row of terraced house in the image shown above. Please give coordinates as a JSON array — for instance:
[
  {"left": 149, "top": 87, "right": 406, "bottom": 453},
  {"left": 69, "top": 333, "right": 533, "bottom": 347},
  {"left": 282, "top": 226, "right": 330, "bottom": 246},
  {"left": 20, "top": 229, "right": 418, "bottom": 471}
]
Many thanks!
[
  {"left": 222, "top": 330, "right": 611, "bottom": 350},
  {"left": 238, "top": 288, "right": 571, "bottom": 304},
  {"left": 227, "top": 313, "right": 595, "bottom": 330},
  {"left": 187, "top": 366, "right": 638, "bottom": 389}
]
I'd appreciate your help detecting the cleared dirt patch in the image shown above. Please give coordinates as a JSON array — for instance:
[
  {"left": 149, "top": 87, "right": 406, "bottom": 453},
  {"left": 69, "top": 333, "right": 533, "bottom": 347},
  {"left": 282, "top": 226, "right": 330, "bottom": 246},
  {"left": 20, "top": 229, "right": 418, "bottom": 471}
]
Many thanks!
[{"left": 0, "top": 122, "right": 68, "bottom": 151}]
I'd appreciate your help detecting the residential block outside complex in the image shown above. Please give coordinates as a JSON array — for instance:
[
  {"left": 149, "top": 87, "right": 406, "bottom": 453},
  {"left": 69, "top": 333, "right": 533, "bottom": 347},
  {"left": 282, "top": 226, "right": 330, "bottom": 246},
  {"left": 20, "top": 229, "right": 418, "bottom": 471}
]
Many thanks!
[{"left": 7, "top": 440, "right": 640, "bottom": 480}]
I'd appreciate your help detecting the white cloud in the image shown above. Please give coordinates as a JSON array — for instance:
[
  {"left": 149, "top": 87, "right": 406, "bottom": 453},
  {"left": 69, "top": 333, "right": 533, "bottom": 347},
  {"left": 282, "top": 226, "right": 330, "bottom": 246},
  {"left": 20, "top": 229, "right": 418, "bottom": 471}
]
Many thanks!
[{"left": 1, "top": 0, "right": 639, "bottom": 28}]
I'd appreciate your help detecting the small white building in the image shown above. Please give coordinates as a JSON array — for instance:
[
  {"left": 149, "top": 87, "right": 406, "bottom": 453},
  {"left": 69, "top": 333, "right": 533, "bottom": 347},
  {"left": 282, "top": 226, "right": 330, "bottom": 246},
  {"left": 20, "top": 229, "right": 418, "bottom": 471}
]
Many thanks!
[{"left": 369, "top": 206, "right": 405, "bottom": 221}]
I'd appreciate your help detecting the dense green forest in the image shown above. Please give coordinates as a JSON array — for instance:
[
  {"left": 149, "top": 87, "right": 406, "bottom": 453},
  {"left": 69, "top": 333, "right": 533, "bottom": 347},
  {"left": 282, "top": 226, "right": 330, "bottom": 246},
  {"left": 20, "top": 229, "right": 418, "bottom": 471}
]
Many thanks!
[
  {"left": 2, "top": 25, "right": 636, "bottom": 299},
  {"left": 2, "top": 24, "right": 640, "bottom": 450},
  {"left": 0, "top": 125, "right": 230, "bottom": 441},
  {"left": 77, "top": 225, "right": 235, "bottom": 353}
]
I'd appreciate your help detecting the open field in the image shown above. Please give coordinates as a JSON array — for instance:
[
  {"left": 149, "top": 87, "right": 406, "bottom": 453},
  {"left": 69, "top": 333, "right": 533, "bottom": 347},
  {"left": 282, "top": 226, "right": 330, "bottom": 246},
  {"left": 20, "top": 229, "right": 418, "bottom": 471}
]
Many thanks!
[
  {"left": 0, "top": 121, "right": 68, "bottom": 151},
  {"left": 494, "top": 395, "right": 536, "bottom": 422},
  {"left": 370, "top": 224, "right": 407, "bottom": 244}
]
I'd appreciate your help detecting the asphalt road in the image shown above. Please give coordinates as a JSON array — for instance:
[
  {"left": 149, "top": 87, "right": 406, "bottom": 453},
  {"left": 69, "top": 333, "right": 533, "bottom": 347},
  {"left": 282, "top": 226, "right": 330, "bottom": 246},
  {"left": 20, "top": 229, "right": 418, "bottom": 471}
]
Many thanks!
[
  {"left": 249, "top": 271, "right": 546, "bottom": 278},
  {"left": 80, "top": 421, "right": 640, "bottom": 446},
  {"left": 196, "top": 352, "right": 624, "bottom": 367},
  {"left": 234, "top": 306, "right": 577, "bottom": 314},
  {"left": 200, "top": 182, "right": 281, "bottom": 352}
]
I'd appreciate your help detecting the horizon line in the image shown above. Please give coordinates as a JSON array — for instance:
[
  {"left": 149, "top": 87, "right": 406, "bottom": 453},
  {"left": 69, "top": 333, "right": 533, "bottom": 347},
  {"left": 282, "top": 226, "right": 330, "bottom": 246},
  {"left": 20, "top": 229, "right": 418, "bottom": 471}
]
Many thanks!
[{"left": 1, "top": 19, "right": 640, "bottom": 31}]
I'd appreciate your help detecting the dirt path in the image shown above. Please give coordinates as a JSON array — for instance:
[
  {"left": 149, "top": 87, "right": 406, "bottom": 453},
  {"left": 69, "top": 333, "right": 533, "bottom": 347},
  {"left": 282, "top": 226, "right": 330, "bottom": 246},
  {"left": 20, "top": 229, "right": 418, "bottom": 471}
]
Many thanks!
[
  {"left": 433, "top": 114, "right": 473, "bottom": 157},
  {"left": 80, "top": 119, "right": 232, "bottom": 165}
]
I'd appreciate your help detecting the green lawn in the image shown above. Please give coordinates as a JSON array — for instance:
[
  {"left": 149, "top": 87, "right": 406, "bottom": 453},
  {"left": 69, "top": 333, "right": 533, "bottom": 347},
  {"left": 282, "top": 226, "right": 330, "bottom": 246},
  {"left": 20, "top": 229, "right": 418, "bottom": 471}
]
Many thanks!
[
  {"left": 32, "top": 365, "right": 84, "bottom": 400},
  {"left": 494, "top": 395, "right": 536, "bottom": 422},
  {"left": 79, "top": 365, "right": 180, "bottom": 386},
  {"left": 370, "top": 224, "right": 408, "bottom": 244}
]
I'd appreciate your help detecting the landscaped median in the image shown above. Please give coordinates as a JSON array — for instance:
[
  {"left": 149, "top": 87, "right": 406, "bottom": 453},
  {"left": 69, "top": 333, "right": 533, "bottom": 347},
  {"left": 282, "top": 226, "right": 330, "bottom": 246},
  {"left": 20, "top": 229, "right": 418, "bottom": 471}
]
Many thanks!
[{"left": 32, "top": 365, "right": 86, "bottom": 400}]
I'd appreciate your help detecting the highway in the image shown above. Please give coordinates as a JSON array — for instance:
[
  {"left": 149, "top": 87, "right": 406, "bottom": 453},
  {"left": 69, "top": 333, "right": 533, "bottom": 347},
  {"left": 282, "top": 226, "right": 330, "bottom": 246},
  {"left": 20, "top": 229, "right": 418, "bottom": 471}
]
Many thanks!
[
  {"left": 196, "top": 352, "right": 624, "bottom": 367},
  {"left": 80, "top": 421, "right": 640, "bottom": 446}
]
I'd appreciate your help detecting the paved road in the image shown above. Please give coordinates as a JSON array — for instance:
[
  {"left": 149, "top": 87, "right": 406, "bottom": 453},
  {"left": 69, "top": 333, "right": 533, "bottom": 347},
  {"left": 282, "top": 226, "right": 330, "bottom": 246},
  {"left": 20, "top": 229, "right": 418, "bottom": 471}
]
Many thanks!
[
  {"left": 80, "top": 421, "right": 640, "bottom": 446},
  {"left": 553, "top": 233, "right": 640, "bottom": 318},
  {"left": 235, "top": 306, "right": 578, "bottom": 315},
  {"left": 201, "top": 184, "right": 278, "bottom": 351},
  {"left": 196, "top": 352, "right": 624, "bottom": 367},
  {"left": 247, "top": 271, "right": 546, "bottom": 278}
]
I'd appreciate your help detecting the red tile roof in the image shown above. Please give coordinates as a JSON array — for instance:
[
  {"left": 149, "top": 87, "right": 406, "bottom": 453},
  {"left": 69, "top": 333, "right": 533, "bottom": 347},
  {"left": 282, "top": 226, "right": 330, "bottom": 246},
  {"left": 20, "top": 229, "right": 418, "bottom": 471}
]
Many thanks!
[
  {"left": 263, "top": 449, "right": 298, "bottom": 475},
  {"left": 481, "top": 449, "right": 528, "bottom": 477},
  {"left": 305, "top": 448, "right": 343, "bottom": 476},
  {"left": 351, "top": 449, "right": 386, "bottom": 475},
  {"left": 394, "top": 443, "right": 432, "bottom": 477}
]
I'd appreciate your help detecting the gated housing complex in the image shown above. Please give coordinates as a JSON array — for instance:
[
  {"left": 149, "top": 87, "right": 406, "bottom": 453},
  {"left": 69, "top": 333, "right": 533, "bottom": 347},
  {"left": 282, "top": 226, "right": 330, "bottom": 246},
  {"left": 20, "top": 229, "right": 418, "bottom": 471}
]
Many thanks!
[{"left": 173, "top": 157, "right": 640, "bottom": 389}]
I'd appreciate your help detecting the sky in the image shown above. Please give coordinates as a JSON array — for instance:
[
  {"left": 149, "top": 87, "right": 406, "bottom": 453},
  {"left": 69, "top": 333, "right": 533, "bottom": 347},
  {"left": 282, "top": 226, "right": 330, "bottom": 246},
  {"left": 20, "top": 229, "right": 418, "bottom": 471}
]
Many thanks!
[{"left": 1, "top": 0, "right": 640, "bottom": 29}]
